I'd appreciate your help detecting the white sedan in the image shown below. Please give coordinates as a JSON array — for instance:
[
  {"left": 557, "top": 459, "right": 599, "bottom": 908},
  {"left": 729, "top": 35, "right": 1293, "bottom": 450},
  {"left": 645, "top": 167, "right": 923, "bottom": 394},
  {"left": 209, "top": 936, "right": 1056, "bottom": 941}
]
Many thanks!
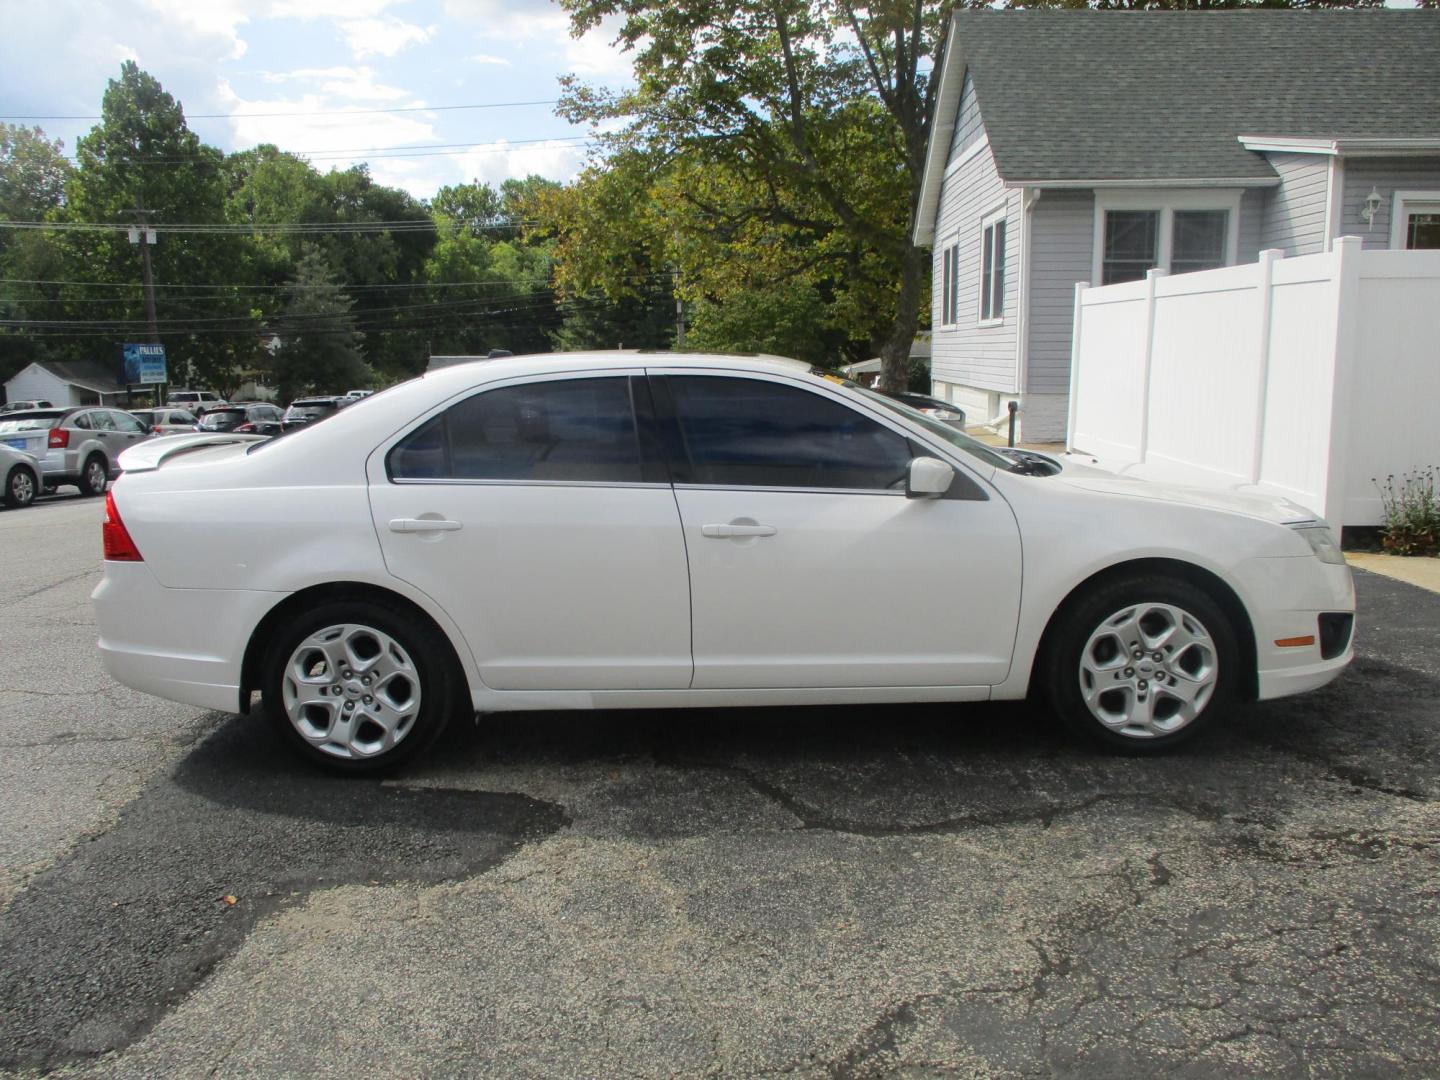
[{"left": 93, "top": 354, "right": 1354, "bottom": 773}]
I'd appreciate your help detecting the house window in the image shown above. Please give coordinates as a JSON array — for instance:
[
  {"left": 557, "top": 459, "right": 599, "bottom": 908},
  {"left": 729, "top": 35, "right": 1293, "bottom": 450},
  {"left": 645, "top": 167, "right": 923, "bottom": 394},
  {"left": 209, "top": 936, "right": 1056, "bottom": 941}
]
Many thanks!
[
  {"left": 1391, "top": 192, "right": 1440, "bottom": 250},
  {"left": 1102, "top": 211, "right": 1159, "bottom": 285},
  {"left": 979, "top": 211, "right": 1006, "bottom": 323},
  {"left": 1170, "top": 210, "right": 1228, "bottom": 274},
  {"left": 940, "top": 242, "right": 959, "bottom": 325},
  {"left": 1097, "top": 196, "right": 1238, "bottom": 285}
]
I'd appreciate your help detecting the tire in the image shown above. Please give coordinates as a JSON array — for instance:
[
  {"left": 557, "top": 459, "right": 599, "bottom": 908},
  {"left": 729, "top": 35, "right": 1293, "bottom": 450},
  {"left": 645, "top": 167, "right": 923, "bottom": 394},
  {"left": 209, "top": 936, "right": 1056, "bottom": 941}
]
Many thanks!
[
  {"left": 4, "top": 465, "right": 37, "bottom": 508},
  {"left": 261, "top": 598, "right": 459, "bottom": 775},
  {"left": 1040, "top": 574, "right": 1239, "bottom": 752},
  {"left": 79, "top": 454, "right": 108, "bottom": 497}
]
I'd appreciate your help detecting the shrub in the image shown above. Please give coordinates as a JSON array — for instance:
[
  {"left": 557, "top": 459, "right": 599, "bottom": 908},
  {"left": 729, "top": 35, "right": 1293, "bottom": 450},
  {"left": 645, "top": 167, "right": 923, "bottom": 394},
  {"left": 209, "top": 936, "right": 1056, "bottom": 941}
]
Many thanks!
[{"left": 1375, "top": 467, "right": 1440, "bottom": 556}]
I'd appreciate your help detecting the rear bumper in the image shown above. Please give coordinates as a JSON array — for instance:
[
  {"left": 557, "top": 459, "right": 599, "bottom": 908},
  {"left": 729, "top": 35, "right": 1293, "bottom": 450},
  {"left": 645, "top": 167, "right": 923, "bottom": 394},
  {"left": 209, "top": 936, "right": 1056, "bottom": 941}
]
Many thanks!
[{"left": 93, "top": 561, "right": 282, "bottom": 714}]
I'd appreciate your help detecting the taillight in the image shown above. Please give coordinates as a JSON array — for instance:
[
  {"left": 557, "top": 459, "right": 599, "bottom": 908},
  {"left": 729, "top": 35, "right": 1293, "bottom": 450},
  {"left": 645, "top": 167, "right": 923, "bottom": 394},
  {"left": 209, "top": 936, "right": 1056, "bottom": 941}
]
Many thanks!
[
  {"left": 48, "top": 427, "right": 69, "bottom": 448},
  {"left": 102, "top": 491, "right": 143, "bottom": 562},
  {"left": 234, "top": 422, "right": 255, "bottom": 432}
]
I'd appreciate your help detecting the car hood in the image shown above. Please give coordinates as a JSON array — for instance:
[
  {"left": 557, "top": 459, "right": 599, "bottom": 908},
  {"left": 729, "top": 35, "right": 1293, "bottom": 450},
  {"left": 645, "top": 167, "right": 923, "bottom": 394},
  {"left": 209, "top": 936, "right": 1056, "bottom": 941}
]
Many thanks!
[{"left": 1051, "top": 458, "right": 1318, "bottom": 526}]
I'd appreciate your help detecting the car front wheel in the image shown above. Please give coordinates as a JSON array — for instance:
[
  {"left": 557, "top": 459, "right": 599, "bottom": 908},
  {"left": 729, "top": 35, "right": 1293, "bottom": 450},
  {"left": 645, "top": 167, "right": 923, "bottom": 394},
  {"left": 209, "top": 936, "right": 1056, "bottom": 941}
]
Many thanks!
[
  {"left": 1043, "top": 574, "right": 1238, "bottom": 751},
  {"left": 262, "top": 599, "right": 458, "bottom": 774},
  {"left": 4, "top": 465, "right": 37, "bottom": 508}
]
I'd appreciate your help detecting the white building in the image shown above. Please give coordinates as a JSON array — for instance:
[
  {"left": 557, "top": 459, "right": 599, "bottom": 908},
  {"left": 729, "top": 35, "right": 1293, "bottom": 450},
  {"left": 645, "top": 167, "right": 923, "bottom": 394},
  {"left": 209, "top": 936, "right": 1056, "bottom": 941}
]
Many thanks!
[{"left": 4, "top": 361, "right": 129, "bottom": 408}]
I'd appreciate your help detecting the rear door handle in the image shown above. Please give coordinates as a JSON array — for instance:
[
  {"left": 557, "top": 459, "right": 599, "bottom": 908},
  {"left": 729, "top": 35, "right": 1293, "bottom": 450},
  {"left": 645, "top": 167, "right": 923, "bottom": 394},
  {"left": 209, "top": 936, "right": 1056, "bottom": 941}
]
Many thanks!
[
  {"left": 701, "top": 523, "right": 777, "bottom": 539},
  {"left": 389, "top": 518, "right": 463, "bottom": 533}
]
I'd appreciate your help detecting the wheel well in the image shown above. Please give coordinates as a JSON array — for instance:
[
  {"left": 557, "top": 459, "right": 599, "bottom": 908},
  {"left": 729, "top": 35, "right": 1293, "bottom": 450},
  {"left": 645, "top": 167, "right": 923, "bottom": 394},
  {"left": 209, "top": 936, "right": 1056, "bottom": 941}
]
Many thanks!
[
  {"left": 1031, "top": 558, "right": 1259, "bottom": 702},
  {"left": 238, "top": 582, "right": 469, "bottom": 714}
]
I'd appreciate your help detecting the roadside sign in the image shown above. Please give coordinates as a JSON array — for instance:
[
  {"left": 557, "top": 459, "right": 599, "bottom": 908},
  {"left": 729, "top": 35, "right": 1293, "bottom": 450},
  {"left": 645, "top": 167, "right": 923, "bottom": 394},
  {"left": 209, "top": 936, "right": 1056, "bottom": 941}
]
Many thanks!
[{"left": 123, "top": 343, "right": 167, "bottom": 384}]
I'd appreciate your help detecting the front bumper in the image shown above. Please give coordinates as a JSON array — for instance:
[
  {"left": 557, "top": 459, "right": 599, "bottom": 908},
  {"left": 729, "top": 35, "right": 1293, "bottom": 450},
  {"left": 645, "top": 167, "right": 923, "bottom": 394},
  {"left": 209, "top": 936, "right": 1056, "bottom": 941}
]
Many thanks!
[
  {"left": 1239, "top": 556, "right": 1356, "bottom": 702},
  {"left": 93, "top": 560, "right": 282, "bottom": 713}
]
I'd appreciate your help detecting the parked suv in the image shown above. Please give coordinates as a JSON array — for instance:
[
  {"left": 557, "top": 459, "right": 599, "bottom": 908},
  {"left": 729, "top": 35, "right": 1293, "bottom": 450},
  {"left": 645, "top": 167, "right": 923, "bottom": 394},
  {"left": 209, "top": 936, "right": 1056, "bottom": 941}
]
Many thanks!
[
  {"left": 0, "top": 407, "right": 150, "bottom": 496},
  {"left": 165, "top": 390, "right": 227, "bottom": 415},
  {"left": 130, "top": 408, "right": 199, "bottom": 435},
  {"left": 281, "top": 396, "right": 349, "bottom": 432},
  {"left": 1, "top": 400, "right": 54, "bottom": 414},
  {"left": 198, "top": 402, "right": 285, "bottom": 436}
]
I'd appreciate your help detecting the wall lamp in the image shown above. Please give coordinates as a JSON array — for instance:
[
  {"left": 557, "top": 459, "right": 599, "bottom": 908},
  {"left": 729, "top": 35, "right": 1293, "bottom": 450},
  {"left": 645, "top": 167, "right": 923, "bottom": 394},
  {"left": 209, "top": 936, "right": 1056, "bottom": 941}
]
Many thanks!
[{"left": 1361, "top": 186, "right": 1384, "bottom": 226}]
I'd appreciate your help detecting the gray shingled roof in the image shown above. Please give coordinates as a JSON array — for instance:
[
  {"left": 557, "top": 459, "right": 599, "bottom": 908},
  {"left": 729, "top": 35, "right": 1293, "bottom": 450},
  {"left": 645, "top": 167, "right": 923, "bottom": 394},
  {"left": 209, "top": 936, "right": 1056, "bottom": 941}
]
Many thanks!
[
  {"left": 39, "top": 361, "right": 125, "bottom": 395},
  {"left": 953, "top": 10, "right": 1440, "bottom": 183}
]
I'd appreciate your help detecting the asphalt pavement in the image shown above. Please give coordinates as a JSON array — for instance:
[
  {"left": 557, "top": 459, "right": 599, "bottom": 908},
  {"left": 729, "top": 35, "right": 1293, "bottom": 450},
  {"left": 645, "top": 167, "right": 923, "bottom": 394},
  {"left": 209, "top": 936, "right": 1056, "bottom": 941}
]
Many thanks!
[{"left": 1, "top": 491, "right": 1438, "bottom": 1078}]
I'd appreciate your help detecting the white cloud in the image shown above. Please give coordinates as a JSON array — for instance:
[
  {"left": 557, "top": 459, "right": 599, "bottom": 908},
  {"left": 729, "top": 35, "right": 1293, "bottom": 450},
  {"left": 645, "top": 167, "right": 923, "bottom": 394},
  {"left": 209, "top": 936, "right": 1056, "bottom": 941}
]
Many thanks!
[
  {"left": 141, "top": 0, "right": 253, "bottom": 59},
  {"left": 259, "top": 66, "right": 416, "bottom": 102},
  {"left": 468, "top": 53, "right": 512, "bottom": 66},
  {"left": 443, "top": 0, "right": 568, "bottom": 41},
  {"left": 453, "top": 138, "right": 588, "bottom": 188},
  {"left": 561, "top": 16, "right": 635, "bottom": 84},
  {"left": 339, "top": 16, "right": 437, "bottom": 59}
]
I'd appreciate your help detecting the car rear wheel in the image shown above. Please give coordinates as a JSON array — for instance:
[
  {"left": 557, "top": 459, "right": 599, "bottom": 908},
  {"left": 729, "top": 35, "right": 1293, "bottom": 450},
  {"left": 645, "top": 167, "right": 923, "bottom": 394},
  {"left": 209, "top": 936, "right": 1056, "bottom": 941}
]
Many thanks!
[
  {"left": 79, "top": 454, "right": 108, "bottom": 497},
  {"left": 4, "top": 465, "right": 37, "bottom": 508},
  {"left": 1042, "top": 574, "right": 1238, "bottom": 752},
  {"left": 262, "top": 599, "right": 458, "bottom": 774}
]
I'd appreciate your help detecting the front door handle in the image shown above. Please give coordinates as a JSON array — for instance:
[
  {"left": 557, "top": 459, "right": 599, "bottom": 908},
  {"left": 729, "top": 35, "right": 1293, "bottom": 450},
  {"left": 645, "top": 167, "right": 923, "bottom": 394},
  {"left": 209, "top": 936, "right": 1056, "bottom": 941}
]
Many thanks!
[
  {"left": 701, "top": 522, "right": 777, "bottom": 539},
  {"left": 389, "top": 517, "right": 463, "bottom": 533}
]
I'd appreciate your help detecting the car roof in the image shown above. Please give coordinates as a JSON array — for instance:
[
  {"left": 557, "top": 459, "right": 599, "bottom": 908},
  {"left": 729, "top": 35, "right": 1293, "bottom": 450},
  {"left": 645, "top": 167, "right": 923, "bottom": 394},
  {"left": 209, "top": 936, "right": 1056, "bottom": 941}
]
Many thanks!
[
  {"left": 419, "top": 350, "right": 813, "bottom": 390},
  {"left": 1, "top": 408, "right": 68, "bottom": 421}
]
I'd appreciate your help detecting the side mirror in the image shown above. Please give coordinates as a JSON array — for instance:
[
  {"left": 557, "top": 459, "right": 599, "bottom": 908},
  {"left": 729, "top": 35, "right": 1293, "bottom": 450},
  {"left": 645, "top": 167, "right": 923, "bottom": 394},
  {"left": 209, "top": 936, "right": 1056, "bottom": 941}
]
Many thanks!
[{"left": 906, "top": 456, "right": 954, "bottom": 499}]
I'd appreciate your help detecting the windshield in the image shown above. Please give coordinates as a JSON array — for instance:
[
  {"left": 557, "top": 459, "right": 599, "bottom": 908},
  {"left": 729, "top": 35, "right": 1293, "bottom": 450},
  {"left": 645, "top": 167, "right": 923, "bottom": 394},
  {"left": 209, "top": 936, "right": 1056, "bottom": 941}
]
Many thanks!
[
  {"left": 199, "top": 410, "right": 243, "bottom": 429},
  {"left": 836, "top": 381, "right": 1018, "bottom": 472}
]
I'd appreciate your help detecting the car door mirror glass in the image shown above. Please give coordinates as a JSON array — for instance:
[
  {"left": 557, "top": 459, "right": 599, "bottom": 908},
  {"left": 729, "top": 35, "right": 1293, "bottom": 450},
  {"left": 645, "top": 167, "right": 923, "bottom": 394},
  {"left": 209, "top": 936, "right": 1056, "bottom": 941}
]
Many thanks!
[{"left": 906, "top": 456, "right": 954, "bottom": 499}]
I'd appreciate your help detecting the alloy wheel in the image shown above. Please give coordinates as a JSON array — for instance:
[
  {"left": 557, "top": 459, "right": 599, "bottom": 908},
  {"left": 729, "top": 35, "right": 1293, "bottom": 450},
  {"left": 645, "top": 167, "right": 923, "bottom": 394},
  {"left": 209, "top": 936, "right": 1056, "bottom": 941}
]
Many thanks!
[
  {"left": 10, "top": 469, "right": 35, "bottom": 506},
  {"left": 281, "top": 623, "right": 423, "bottom": 759},
  {"left": 1078, "top": 602, "right": 1218, "bottom": 739}
]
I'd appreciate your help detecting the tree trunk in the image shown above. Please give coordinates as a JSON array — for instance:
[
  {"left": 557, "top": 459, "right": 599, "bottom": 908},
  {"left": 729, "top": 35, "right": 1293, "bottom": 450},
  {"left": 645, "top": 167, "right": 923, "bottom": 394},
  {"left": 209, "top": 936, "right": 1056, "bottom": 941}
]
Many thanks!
[{"left": 878, "top": 243, "right": 925, "bottom": 392}]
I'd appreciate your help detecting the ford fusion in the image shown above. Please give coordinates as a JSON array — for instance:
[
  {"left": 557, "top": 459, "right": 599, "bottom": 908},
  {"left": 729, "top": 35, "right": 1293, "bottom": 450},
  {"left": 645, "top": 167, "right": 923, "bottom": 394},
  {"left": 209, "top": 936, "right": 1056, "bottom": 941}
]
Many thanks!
[{"left": 93, "top": 354, "right": 1354, "bottom": 773}]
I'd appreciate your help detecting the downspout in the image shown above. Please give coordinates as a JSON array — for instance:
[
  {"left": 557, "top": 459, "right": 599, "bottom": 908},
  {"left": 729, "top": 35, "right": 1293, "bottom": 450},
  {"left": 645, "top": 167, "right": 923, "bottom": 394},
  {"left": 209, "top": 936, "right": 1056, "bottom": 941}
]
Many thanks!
[{"left": 1015, "top": 187, "right": 1041, "bottom": 401}]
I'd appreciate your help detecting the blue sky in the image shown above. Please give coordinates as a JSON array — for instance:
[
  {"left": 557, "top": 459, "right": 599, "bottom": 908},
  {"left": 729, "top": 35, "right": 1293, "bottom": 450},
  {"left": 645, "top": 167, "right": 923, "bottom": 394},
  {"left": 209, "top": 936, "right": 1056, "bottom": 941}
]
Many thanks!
[{"left": 0, "top": 0, "right": 636, "bottom": 199}]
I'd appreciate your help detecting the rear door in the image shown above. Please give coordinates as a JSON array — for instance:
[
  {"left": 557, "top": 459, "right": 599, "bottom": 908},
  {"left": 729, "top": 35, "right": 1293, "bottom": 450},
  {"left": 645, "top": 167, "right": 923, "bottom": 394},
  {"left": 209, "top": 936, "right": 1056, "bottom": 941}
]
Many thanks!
[{"left": 367, "top": 370, "right": 693, "bottom": 691}]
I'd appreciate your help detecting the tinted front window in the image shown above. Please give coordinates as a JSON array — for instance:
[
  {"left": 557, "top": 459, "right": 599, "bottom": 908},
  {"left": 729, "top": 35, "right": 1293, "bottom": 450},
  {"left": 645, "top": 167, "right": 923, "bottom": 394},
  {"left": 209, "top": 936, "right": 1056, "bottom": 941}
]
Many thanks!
[
  {"left": 666, "top": 376, "right": 911, "bottom": 491},
  {"left": 389, "top": 377, "right": 642, "bottom": 484}
]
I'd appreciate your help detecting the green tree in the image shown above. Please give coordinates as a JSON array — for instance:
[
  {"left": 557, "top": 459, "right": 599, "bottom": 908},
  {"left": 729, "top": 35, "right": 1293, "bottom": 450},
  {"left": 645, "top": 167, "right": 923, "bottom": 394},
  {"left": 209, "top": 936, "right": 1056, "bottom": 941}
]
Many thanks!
[
  {"left": 556, "top": 0, "right": 935, "bottom": 388},
  {"left": 60, "top": 62, "right": 261, "bottom": 391},
  {"left": 0, "top": 124, "right": 73, "bottom": 382},
  {"left": 268, "top": 248, "right": 370, "bottom": 401}
]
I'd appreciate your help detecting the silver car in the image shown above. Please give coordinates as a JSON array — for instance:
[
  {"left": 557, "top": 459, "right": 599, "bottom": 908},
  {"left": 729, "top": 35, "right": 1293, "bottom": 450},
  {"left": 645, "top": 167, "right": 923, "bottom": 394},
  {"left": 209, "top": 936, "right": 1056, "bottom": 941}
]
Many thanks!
[
  {"left": 0, "top": 443, "right": 41, "bottom": 508},
  {"left": 0, "top": 407, "right": 150, "bottom": 496},
  {"left": 131, "top": 407, "right": 199, "bottom": 435}
]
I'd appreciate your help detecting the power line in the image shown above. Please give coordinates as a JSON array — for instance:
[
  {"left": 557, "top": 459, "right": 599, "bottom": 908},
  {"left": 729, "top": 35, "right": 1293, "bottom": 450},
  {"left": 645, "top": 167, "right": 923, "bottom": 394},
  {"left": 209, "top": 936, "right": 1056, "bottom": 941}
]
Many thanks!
[
  {"left": 1, "top": 99, "right": 561, "bottom": 122},
  {"left": 0, "top": 271, "right": 667, "bottom": 293},
  {"left": 62, "top": 136, "right": 597, "bottom": 167}
]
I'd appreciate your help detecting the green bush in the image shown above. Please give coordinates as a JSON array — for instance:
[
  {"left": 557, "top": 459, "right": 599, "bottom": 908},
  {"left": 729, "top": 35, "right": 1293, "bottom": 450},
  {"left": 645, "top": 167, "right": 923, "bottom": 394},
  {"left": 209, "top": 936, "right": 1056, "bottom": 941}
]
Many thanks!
[{"left": 1375, "top": 467, "right": 1440, "bottom": 556}]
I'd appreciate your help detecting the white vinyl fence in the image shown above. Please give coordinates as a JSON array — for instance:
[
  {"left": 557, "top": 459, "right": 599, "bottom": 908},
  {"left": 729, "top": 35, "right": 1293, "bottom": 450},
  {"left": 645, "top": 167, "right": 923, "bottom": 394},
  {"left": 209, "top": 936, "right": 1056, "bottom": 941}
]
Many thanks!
[{"left": 1067, "top": 236, "right": 1440, "bottom": 528}]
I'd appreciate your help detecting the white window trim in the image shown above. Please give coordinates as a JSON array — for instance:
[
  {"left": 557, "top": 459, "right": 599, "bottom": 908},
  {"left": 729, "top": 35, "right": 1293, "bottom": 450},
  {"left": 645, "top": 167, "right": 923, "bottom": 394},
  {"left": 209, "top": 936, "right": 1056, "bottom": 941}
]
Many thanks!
[
  {"left": 1390, "top": 190, "right": 1440, "bottom": 250},
  {"left": 937, "top": 233, "right": 960, "bottom": 329},
  {"left": 1091, "top": 189, "right": 1243, "bottom": 286},
  {"left": 977, "top": 204, "right": 1007, "bottom": 328}
]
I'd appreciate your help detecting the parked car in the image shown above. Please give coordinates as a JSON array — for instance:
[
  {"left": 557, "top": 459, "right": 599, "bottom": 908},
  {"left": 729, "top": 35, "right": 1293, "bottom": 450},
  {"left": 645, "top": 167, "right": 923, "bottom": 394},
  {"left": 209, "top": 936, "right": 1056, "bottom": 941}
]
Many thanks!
[
  {"left": 96, "top": 353, "right": 1355, "bottom": 775},
  {"left": 281, "top": 396, "right": 349, "bottom": 432},
  {"left": 0, "top": 406, "right": 149, "bottom": 496},
  {"left": 164, "top": 390, "right": 227, "bottom": 416},
  {"left": 130, "top": 408, "right": 199, "bottom": 435},
  {"left": 199, "top": 403, "right": 285, "bottom": 436},
  {"left": 343, "top": 389, "right": 374, "bottom": 401},
  {"left": 1, "top": 399, "right": 54, "bottom": 414},
  {"left": 876, "top": 390, "right": 966, "bottom": 428},
  {"left": 0, "top": 443, "right": 42, "bottom": 508}
]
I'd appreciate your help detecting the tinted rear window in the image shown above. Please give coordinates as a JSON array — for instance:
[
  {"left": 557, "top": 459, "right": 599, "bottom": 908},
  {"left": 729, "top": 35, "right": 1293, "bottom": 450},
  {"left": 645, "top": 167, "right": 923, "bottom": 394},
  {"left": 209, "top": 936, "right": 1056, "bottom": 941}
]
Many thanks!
[{"left": 389, "top": 377, "right": 643, "bottom": 483}]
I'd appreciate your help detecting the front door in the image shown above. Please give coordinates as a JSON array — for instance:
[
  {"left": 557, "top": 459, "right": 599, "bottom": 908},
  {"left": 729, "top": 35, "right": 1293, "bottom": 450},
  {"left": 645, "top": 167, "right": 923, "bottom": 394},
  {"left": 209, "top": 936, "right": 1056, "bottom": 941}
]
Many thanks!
[
  {"left": 652, "top": 372, "right": 1023, "bottom": 689},
  {"left": 368, "top": 371, "right": 692, "bottom": 691}
]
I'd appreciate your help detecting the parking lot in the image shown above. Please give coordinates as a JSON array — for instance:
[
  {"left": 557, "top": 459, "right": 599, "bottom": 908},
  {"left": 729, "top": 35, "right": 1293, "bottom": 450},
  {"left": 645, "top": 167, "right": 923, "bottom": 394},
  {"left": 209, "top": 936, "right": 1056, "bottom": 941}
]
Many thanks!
[{"left": 2, "top": 493, "right": 1438, "bottom": 1078}]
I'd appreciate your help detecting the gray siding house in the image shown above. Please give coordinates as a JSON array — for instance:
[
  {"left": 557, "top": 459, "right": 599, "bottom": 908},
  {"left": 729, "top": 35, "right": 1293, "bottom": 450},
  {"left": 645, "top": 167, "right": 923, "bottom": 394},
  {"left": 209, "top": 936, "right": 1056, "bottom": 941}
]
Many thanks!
[{"left": 913, "top": 11, "right": 1440, "bottom": 442}]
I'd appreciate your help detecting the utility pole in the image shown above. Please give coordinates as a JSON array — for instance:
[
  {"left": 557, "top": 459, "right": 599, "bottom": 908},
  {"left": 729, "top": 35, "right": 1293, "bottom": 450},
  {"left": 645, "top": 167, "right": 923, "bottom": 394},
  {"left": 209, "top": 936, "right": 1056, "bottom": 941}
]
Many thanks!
[
  {"left": 128, "top": 204, "right": 162, "bottom": 403},
  {"left": 676, "top": 295, "right": 686, "bottom": 350}
]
